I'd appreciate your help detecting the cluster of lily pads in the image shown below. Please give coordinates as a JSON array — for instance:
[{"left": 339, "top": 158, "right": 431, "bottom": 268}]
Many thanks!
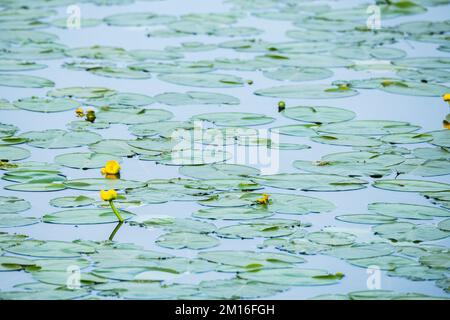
[{"left": 0, "top": 0, "right": 450, "bottom": 300}]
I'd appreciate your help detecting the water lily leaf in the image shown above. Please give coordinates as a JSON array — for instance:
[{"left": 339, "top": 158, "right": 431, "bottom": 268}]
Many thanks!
[
  {"left": 87, "top": 92, "right": 154, "bottom": 107},
  {"left": 64, "top": 178, "right": 145, "bottom": 191},
  {"left": 198, "top": 250, "right": 304, "bottom": 269},
  {"left": 96, "top": 108, "right": 173, "bottom": 124},
  {"left": 49, "top": 196, "right": 95, "bottom": 208},
  {"left": 4, "top": 182, "right": 66, "bottom": 192},
  {"left": 129, "top": 121, "right": 194, "bottom": 138},
  {"left": 0, "top": 256, "right": 36, "bottom": 271},
  {"left": 130, "top": 61, "right": 213, "bottom": 73},
  {"left": 52, "top": 18, "right": 101, "bottom": 28},
  {"left": 270, "top": 124, "right": 318, "bottom": 137},
  {"left": 217, "top": 219, "right": 301, "bottom": 239},
  {"left": 155, "top": 91, "right": 239, "bottom": 106},
  {"left": 255, "top": 84, "right": 358, "bottom": 99},
  {"left": 104, "top": 12, "right": 176, "bottom": 26},
  {"left": 373, "top": 222, "right": 450, "bottom": 242},
  {"left": 47, "top": 87, "right": 116, "bottom": 99},
  {"left": 326, "top": 243, "right": 395, "bottom": 260},
  {"left": 252, "top": 173, "right": 368, "bottom": 191},
  {"left": 43, "top": 208, "right": 133, "bottom": 225},
  {"left": 179, "top": 163, "right": 260, "bottom": 180},
  {"left": 0, "top": 123, "right": 18, "bottom": 137},
  {"left": 428, "top": 130, "right": 450, "bottom": 148},
  {"left": 307, "top": 231, "right": 356, "bottom": 246},
  {"left": 413, "top": 147, "right": 450, "bottom": 160},
  {"left": 0, "top": 286, "right": 90, "bottom": 300},
  {"left": 20, "top": 129, "right": 101, "bottom": 149},
  {"left": 373, "top": 179, "right": 450, "bottom": 192},
  {"left": 0, "top": 146, "right": 30, "bottom": 161},
  {"left": 89, "top": 139, "right": 136, "bottom": 157},
  {"left": 5, "top": 240, "right": 95, "bottom": 258},
  {"left": 239, "top": 268, "right": 343, "bottom": 286},
  {"left": 388, "top": 265, "right": 446, "bottom": 281},
  {"left": 0, "top": 196, "right": 31, "bottom": 214},
  {"left": 54, "top": 152, "right": 121, "bottom": 169},
  {"left": 0, "top": 74, "right": 54, "bottom": 88},
  {"left": 349, "top": 255, "right": 417, "bottom": 271},
  {"left": 14, "top": 97, "right": 81, "bottom": 113},
  {"left": 159, "top": 73, "right": 244, "bottom": 88},
  {"left": 193, "top": 207, "right": 273, "bottom": 220},
  {"left": 438, "top": 218, "right": 450, "bottom": 232},
  {"left": 0, "top": 214, "right": 39, "bottom": 228},
  {"left": 199, "top": 279, "right": 287, "bottom": 299},
  {"left": 419, "top": 252, "right": 450, "bottom": 269},
  {"left": 349, "top": 290, "right": 440, "bottom": 300},
  {"left": 191, "top": 112, "right": 275, "bottom": 127},
  {"left": 336, "top": 214, "right": 397, "bottom": 224},
  {"left": 318, "top": 120, "right": 420, "bottom": 135},
  {"left": 0, "top": 60, "right": 46, "bottom": 71},
  {"left": 368, "top": 202, "right": 450, "bottom": 220},
  {"left": 156, "top": 232, "right": 220, "bottom": 249},
  {"left": 393, "top": 57, "right": 450, "bottom": 69},
  {"left": 282, "top": 106, "right": 355, "bottom": 124},
  {"left": 88, "top": 66, "right": 151, "bottom": 79},
  {"left": 381, "top": 133, "right": 433, "bottom": 144},
  {"left": 263, "top": 67, "right": 333, "bottom": 82},
  {"left": 94, "top": 282, "right": 198, "bottom": 299},
  {"left": 140, "top": 217, "right": 216, "bottom": 234},
  {"left": 311, "top": 134, "right": 382, "bottom": 147}
]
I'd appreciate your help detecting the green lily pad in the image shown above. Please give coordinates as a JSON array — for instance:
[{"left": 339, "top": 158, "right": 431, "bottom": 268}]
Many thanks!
[
  {"left": 179, "top": 163, "right": 260, "bottom": 179},
  {"left": 49, "top": 195, "right": 95, "bottom": 208},
  {"left": 253, "top": 173, "right": 368, "bottom": 191},
  {"left": 373, "top": 179, "right": 450, "bottom": 192},
  {"left": 199, "top": 279, "right": 287, "bottom": 299},
  {"left": 47, "top": 87, "right": 116, "bottom": 99},
  {"left": 0, "top": 60, "right": 47, "bottom": 71},
  {"left": 5, "top": 240, "right": 95, "bottom": 258},
  {"left": 0, "top": 74, "right": 54, "bottom": 88},
  {"left": 64, "top": 178, "right": 146, "bottom": 191},
  {"left": 191, "top": 112, "right": 275, "bottom": 127},
  {"left": 158, "top": 73, "right": 244, "bottom": 88},
  {"left": 193, "top": 207, "right": 273, "bottom": 220},
  {"left": 217, "top": 219, "right": 301, "bottom": 239},
  {"left": 348, "top": 255, "right": 416, "bottom": 271},
  {"left": 156, "top": 232, "right": 220, "bottom": 249},
  {"left": 263, "top": 67, "right": 333, "bottom": 82},
  {"left": 54, "top": 152, "right": 121, "bottom": 169},
  {"left": 311, "top": 134, "right": 382, "bottom": 147},
  {"left": 0, "top": 196, "right": 31, "bottom": 214},
  {"left": 14, "top": 97, "right": 81, "bottom": 113},
  {"left": 282, "top": 106, "right": 355, "bottom": 124},
  {"left": 388, "top": 265, "right": 446, "bottom": 281},
  {"left": 155, "top": 91, "right": 239, "bottom": 106},
  {"left": 307, "top": 231, "right": 356, "bottom": 246},
  {"left": 96, "top": 108, "right": 173, "bottom": 124},
  {"left": 21, "top": 129, "right": 102, "bottom": 149},
  {"left": 0, "top": 146, "right": 30, "bottom": 161},
  {"left": 318, "top": 120, "right": 420, "bottom": 135},
  {"left": 140, "top": 217, "right": 216, "bottom": 234},
  {"left": 381, "top": 133, "right": 433, "bottom": 144},
  {"left": 239, "top": 268, "right": 343, "bottom": 286},
  {"left": 368, "top": 202, "right": 450, "bottom": 220},
  {"left": 43, "top": 208, "right": 133, "bottom": 225},
  {"left": 94, "top": 282, "right": 198, "bottom": 299},
  {"left": 198, "top": 250, "right": 304, "bottom": 269},
  {"left": 0, "top": 214, "right": 39, "bottom": 228},
  {"left": 336, "top": 214, "right": 397, "bottom": 224},
  {"left": 438, "top": 218, "right": 450, "bottom": 232},
  {"left": 428, "top": 130, "right": 450, "bottom": 148},
  {"left": 255, "top": 84, "right": 358, "bottom": 99},
  {"left": 4, "top": 182, "right": 66, "bottom": 192},
  {"left": 326, "top": 242, "right": 395, "bottom": 260}
]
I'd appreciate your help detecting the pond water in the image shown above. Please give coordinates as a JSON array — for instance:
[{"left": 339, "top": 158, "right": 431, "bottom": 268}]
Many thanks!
[{"left": 0, "top": 0, "right": 449, "bottom": 300}]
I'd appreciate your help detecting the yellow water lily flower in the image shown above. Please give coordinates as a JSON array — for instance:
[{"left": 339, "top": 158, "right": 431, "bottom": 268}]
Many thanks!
[
  {"left": 256, "top": 193, "right": 270, "bottom": 205},
  {"left": 85, "top": 109, "right": 96, "bottom": 123},
  {"left": 443, "top": 120, "right": 450, "bottom": 130},
  {"left": 101, "top": 160, "right": 121, "bottom": 175},
  {"left": 75, "top": 107, "right": 85, "bottom": 118},
  {"left": 443, "top": 93, "right": 450, "bottom": 102},
  {"left": 100, "top": 189, "right": 117, "bottom": 201},
  {"left": 99, "top": 189, "right": 123, "bottom": 222}
]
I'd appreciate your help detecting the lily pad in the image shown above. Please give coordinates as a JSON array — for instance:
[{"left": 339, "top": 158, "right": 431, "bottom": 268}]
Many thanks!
[
  {"left": 158, "top": 73, "right": 244, "bottom": 88},
  {"left": 282, "top": 106, "right": 355, "bottom": 124},
  {"left": 43, "top": 208, "right": 133, "bottom": 225},
  {"left": 156, "top": 232, "right": 220, "bottom": 249},
  {"left": 0, "top": 196, "right": 31, "bottom": 214},
  {"left": 54, "top": 152, "right": 121, "bottom": 169},
  {"left": 14, "top": 97, "right": 81, "bottom": 113},
  {"left": 0, "top": 74, "right": 54, "bottom": 88},
  {"left": 20, "top": 129, "right": 102, "bottom": 149},
  {"left": 255, "top": 84, "right": 358, "bottom": 99}
]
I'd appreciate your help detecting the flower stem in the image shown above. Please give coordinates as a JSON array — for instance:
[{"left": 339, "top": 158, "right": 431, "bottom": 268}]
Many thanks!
[{"left": 109, "top": 200, "right": 124, "bottom": 222}]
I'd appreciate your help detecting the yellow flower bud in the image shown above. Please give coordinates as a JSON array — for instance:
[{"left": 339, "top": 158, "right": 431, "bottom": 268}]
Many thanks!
[
  {"left": 443, "top": 93, "right": 450, "bottom": 102},
  {"left": 75, "top": 107, "right": 85, "bottom": 118},
  {"left": 100, "top": 189, "right": 117, "bottom": 201},
  {"left": 101, "top": 160, "right": 120, "bottom": 175},
  {"left": 256, "top": 193, "right": 270, "bottom": 205}
]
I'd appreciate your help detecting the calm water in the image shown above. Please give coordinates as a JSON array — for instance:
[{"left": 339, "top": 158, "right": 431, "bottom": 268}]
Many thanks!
[{"left": 0, "top": 0, "right": 449, "bottom": 299}]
